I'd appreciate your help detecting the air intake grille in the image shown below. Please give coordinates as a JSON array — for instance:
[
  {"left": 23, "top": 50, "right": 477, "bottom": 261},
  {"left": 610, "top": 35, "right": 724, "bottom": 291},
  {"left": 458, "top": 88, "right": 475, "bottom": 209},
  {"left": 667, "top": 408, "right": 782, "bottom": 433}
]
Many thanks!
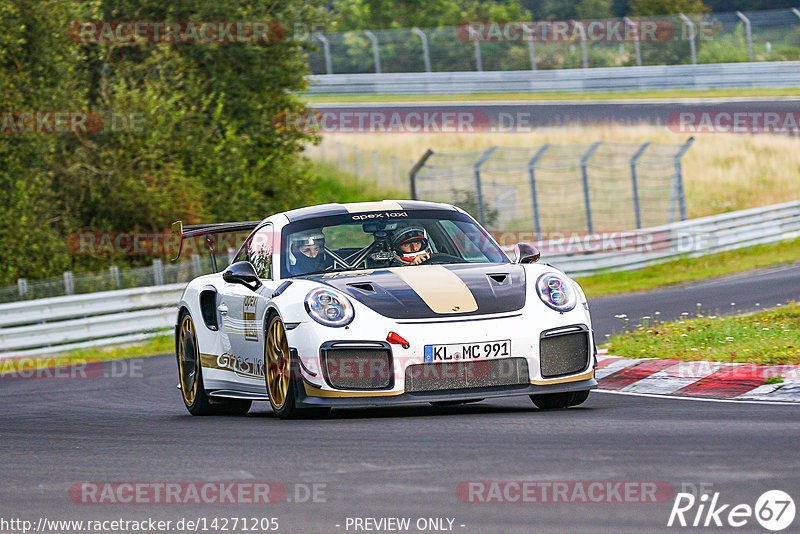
[
  {"left": 404, "top": 357, "right": 529, "bottom": 393},
  {"left": 540, "top": 331, "right": 589, "bottom": 378},
  {"left": 322, "top": 346, "right": 393, "bottom": 390}
]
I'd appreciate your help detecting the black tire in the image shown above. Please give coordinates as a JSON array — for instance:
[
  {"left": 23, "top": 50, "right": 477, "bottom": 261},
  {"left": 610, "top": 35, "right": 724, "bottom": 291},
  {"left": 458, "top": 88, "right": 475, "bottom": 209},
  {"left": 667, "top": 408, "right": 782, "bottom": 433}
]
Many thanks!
[
  {"left": 177, "top": 311, "right": 251, "bottom": 416},
  {"left": 530, "top": 390, "right": 590, "bottom": 410}
]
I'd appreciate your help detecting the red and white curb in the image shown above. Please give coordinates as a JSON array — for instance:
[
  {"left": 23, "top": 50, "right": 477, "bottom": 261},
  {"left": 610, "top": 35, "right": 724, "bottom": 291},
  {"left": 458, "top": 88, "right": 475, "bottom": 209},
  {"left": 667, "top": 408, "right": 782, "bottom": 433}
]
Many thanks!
[{"left": 595, "top": 349, "right": 800, "bottom": 402}]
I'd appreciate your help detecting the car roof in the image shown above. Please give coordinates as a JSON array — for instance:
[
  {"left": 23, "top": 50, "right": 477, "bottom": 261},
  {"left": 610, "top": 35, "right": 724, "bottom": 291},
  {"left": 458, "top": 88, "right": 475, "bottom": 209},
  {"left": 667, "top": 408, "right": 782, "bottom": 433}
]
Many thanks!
[{"left": 281, "top": 200, "right": 459, "bottom": 222}]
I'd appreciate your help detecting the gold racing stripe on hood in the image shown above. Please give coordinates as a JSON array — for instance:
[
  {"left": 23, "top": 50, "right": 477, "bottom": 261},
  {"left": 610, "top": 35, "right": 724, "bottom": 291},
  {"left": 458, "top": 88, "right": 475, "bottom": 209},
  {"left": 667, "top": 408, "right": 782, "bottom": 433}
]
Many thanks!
[
  {"left": 343, "top": 201, "right": 403, "bottom": 213},
  {"left": 389, "top": 265, "right": 478, "bottom": 314}
]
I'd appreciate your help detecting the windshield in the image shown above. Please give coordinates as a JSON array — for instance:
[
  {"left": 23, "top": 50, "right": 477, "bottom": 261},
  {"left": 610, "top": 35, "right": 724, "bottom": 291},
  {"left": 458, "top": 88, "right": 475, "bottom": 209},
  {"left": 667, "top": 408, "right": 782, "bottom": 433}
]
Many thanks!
[{"left": 281, "top": 209, "right": 509, "bottom": 278}]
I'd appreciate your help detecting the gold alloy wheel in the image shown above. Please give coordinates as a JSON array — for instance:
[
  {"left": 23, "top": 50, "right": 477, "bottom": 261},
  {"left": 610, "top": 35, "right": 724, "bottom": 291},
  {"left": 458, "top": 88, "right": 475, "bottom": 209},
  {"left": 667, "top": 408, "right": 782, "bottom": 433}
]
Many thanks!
[
  {"left": 265, "top": 317, "right": 291, "bottom": 409},
  {"left": 178, "top": 315, "right": 199, "bottom": 405}
]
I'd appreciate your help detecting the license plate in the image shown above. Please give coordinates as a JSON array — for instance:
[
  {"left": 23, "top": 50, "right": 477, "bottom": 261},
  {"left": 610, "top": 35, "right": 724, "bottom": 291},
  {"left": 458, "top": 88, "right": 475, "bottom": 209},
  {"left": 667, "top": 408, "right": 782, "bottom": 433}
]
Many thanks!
[{"left": 424, "top": 340, "right": 511, "bottom": 363}]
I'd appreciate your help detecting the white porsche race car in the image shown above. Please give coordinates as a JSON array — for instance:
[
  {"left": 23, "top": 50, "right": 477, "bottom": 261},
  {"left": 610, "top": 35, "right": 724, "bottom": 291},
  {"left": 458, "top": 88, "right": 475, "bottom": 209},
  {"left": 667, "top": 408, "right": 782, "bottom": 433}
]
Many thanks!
[{"left": 173, "top": 200, "right": 597, "bottom": 419}]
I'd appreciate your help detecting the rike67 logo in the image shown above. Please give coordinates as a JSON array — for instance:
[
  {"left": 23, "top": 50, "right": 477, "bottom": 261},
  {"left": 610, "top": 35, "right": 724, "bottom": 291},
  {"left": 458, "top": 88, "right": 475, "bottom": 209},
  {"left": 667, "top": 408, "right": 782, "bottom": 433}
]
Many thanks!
[{"left": 668, "top": 490, "right": 796, "bottom": 531}]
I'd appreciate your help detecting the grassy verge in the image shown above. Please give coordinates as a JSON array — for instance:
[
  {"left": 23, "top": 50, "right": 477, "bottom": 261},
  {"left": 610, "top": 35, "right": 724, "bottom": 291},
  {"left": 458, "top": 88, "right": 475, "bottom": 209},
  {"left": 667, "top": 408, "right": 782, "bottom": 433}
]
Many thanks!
[
  {"left": 576, "top": 237, "right": 800, "bottom": 297},
  {"left": 0, "top": 334, "right": 172, "bottom": 375},
  {"left": 306, "top": 159, "right": 408, "bottom": 204},
  {"left": 303, "top": 88, "right": 800, "bottom": 104},
  {"left": 605, "top": 303, "right": 800, "bottom": 365}
]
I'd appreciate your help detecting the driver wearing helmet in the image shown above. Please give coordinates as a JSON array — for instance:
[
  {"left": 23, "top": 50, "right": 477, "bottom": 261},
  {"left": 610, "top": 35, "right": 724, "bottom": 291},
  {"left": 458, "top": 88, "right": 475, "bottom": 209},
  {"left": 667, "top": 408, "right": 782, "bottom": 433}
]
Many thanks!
[
  {"left": 392, "top": 226, "right": 431, "bottom": 265},
  {"left": 288, "top": 229, "right": 331, "bottom": 275}
]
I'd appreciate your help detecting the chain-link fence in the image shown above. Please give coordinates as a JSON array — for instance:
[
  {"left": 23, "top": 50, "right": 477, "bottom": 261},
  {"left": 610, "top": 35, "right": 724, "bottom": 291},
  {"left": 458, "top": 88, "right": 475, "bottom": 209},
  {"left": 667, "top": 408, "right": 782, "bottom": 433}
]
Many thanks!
[
  {"left": 409, "top": 140, "right": 694, "bottom": 233},
  {"left": 305, "top": 141, "right": 415, "bottom": 193},
  {"left": 0, "top": 255, "right": 224, "bottom": 304},
  {"left": 307, "top": 8, "right": 800, "bottom": 74}
]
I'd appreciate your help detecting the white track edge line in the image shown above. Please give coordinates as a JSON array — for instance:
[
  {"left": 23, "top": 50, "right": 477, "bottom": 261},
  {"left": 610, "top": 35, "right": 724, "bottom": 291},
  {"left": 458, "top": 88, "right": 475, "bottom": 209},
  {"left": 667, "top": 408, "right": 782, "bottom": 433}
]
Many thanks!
[{"left": 595, "top": 389, "right": 800, "bottom": 406}]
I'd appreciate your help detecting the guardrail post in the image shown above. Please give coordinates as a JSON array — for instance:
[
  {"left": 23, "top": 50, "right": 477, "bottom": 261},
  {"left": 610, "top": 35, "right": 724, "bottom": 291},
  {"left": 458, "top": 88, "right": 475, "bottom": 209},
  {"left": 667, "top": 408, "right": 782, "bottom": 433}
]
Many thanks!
[
  {"left": 191, "top": 254, "right": 202, "bottom": 277},
  {"left": 409, "top": 149, "right": 434, "bottom": 200},
  {"left": 571, "top": 21, "right": 589, "bottom": 68},
  {"left": 110, "top": 265, "right": 121, "bottom": 288},
  {"left": 364, "top": 30, "right": 382, "bottom": 74},
  {"left": 679, "top": 14, "right": 697, "bottom": 65},
  {"left": 581, "top": 142, "right": 602, "bottom": 234},
  {"left": 153, "top": 259, "right": 164, "bottom": 286},
  {"left": 630, "top": 142, "right": 651, "bottom": 229},
  {"left": 313, "top": 33, "right": 333, "bottom": 74},
  {"left": 474, "top": 146, "right": 498, "bottom": 227},
  {"left": 736, "top": 11, "right": 754, "bottom": 62},
  {"left": 17, "top": 278, "right": 27, "bottom": 299},
  {"left": 412, "top": 28, "right": 432, "bottom": 72},
  {"left": 528, "top": 40, "right": 537, "bottom": 70},
  {"left": 624, "top": 18, "right": 642, "bottom": 66},
  {"left": 671, "top": 137, "right": 694, "bottom": 222},
  {"left": 527, "top": 144, "right": 550, "bottom": 239},
  {"left": 63, "top": 271, "right": 74, "bottom": 295}
]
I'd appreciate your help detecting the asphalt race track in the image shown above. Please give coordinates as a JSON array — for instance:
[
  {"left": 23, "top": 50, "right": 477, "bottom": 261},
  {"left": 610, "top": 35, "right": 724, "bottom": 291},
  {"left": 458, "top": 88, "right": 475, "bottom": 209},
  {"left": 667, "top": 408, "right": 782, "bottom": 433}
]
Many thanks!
[
  {"left": 311, "top": 97, "right": 800, "bottom": 128},
  {"left": 1, "top": 268, "right": 799, "bottom": 533}
]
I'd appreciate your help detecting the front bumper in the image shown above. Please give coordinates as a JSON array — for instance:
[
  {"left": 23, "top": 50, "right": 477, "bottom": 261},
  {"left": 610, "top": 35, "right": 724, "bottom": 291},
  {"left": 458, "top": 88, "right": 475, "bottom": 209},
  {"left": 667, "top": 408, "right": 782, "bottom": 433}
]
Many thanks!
[{"left": 296, "top": 376, "right": 597, "bottom": 408}]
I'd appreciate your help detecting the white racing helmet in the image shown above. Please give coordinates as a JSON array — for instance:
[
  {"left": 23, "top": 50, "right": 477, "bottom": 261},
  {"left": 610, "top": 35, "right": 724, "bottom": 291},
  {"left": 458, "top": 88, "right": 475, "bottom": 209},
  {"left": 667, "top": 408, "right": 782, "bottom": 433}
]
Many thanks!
[
  {"left": 288, "top": 229, "right": 326, "bottom": 266},
  {"left": 392, "top": 226, "right": 430, "bottom": 265}
]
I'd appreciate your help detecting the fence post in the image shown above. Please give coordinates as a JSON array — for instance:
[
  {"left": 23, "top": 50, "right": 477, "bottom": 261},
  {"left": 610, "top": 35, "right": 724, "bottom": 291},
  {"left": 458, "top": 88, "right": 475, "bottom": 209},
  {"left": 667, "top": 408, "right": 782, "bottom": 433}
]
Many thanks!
[
  {"left": 527, "top": 144, "right": 550, "bottom": 239},
  {"left": 474, "top": 146, "right": 498, "bottom": 227},
  {"left": 364, "top": 30, "right": 382, "bottom": 73},
  {"left": 354, "top": 145, "right": 362, "bottom": 177},
  {"left": 191, "top": 254, "right": 202, "bottom": 277},
  {"left": 672, "top": 137, "right": 694, "bottom": 222},
  {"left": 17, "top": 278, "right": 27, "bottom": 299},
  {"left": 392, "top": 156, "right": 399, "bottom": 187},
  {"left": 110, "top": 265, "right": 121, "bottom": 288},
  {"left": 736, "top": 11, "right": 754, "bottom": 62},
  {"left": 336, "top": 141, "right": 343, "bottom": 168},
  {"left": 373, "top": 151, "right": 381, "bottom": 182},
  {"left": 678, "top": 14, "right": 697, "bottom": 65},
  {"left": 528, "top": 40, "right": 537, "bottom": 70},
  {"left": 473, "top": 38, "right": 483, "bottom": 71},
  {"left": 793, "top": 7, "right": 800, "bottom": 20},
  {"left": 412, "top": 27, "right": 431, "bottom": 72},
  {"left": 630, "top": 142, "right": 651, "bottom": 229},
  {"left": 153, "top": 259, "right": 164, "bottom": 286},
  {"left": 571, "top": 21, "right": 589, "bottom": 68},
  {"left": 624, "top": 18, "right": 642, "bottom": 66},
  {"left": 409, "top": 149, "right": 434, "bottom": 200},
  {"left": 64, "top": 271, "right": 74, "bottom": 295},
  {"left": 581, "top": 142, "right": 602, "bottom": 234},
  {"left": 314, "top": 33, "right": 333, "bottom": 74}
]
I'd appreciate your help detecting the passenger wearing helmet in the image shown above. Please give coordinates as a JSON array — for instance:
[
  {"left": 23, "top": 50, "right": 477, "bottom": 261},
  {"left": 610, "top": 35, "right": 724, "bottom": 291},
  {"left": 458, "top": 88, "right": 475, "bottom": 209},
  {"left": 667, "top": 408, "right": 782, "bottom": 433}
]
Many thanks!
[
  {"left": 288, "top": 229, "right": 332, "bottom": 275},
  {"left": 392, "top": 226, "right": 431, "bottom": 265}
]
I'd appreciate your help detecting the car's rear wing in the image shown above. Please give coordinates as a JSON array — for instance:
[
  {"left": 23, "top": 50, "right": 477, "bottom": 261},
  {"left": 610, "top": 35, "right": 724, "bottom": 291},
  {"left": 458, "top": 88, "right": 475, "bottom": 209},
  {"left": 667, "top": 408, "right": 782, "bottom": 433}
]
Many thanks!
[{"left": 171, "top": 220, "right": 261, "bottom": 271}]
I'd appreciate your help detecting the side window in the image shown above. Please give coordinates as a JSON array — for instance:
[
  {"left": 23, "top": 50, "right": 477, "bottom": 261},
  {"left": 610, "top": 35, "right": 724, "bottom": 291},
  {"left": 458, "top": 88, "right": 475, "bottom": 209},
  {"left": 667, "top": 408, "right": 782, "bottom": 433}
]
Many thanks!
[
  {"left": 247, "top": 224, "right": 274, "bottom": 279},
  {"left": 439, "top": 220, "right": 492, "bottom": 262}
]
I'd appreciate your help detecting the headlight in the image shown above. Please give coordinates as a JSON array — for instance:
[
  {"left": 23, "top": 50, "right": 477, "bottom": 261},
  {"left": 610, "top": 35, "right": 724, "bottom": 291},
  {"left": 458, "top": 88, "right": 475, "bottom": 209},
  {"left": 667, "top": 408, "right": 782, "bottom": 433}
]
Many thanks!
[
  {"left": 536, "top": 273, "right": 577, "bottom": 312},
  {"left": 304, "top": 288, "right": 354, "bottom": 327}
]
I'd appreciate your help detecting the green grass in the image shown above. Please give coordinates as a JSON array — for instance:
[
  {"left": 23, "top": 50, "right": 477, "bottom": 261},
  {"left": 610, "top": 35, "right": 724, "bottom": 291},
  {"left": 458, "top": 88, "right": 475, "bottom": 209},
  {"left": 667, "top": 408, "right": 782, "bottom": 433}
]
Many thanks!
[
  {"left": 0, "top": 334, "right": 173, "bottom": 376},
  {"left": 576, "top": 237, "right": 800, "bottom": 298},
  {"left": 303, "top": 88, "right": 800, "bottom": 104},
  {"left": 306, "top": 159, "right": 408, "bottom": 204},
  {"left": 605, "top": 303, "right": 800, "bottom": 365}
]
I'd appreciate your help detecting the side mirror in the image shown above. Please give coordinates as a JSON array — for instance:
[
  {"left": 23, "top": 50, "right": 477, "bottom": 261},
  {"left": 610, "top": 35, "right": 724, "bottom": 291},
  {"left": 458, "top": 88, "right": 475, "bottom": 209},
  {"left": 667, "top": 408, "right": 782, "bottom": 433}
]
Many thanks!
[
  {"left": 222, "top": 261, "right": 262, "bottom": 291},
  {"left": 514, "top": 243, "right": 540, "bottom": 264}
]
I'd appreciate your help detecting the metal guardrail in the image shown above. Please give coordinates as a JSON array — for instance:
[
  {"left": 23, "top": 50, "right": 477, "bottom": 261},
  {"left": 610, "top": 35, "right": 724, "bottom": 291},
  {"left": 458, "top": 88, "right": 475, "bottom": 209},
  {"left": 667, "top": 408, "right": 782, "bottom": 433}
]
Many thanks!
[
  {"left": 306, "top": 61, "right": 800, "bottom": 95},
  {"left": 522, "top": 200, "right": 800, "bottom": 277},
  {"left": 0, "top": 284, "right": 184, "bottom": 358},
  {"left": 1, "top": 201, "right": 797, "bottom": 358}
]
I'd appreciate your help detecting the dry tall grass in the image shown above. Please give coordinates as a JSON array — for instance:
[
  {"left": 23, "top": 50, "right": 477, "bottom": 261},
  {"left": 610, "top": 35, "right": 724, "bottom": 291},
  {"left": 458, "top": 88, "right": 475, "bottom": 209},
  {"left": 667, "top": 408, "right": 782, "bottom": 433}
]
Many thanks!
[{"left": 322, "top": 125, "right": 800, "bottom": 218}]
